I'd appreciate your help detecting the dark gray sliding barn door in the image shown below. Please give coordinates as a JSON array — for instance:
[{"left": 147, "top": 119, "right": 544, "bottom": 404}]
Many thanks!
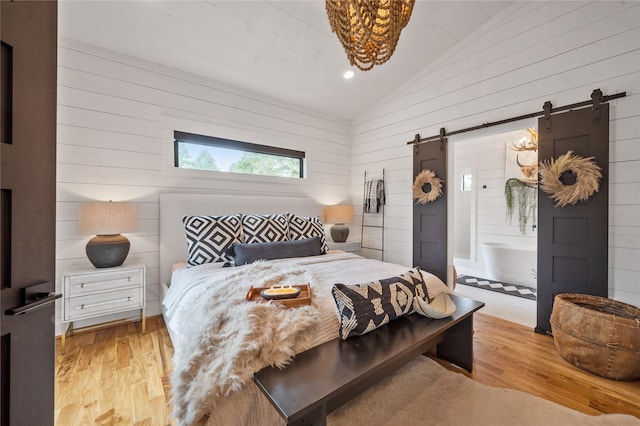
[
  {"left": 535, "top": 104, "right": 609, "bottom": 334},
  {"left": 413, "top": 140, "right": 447, "bottom": 283},
  {"left": 1, "top": 1, "right": 58, "bottom": 424}
]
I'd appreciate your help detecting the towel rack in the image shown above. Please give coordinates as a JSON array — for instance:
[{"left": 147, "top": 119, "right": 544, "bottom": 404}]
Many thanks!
[{"left": 361, "top": 169, "right": 385, "bottom": 260}]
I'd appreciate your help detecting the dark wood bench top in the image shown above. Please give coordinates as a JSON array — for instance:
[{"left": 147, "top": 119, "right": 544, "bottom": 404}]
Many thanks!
[{"left": 254, "top": 294, "right": 484, "bottom": 425}]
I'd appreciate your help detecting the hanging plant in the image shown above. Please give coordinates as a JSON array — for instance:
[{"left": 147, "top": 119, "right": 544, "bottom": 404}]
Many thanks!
[
  {"left": 412, "top": 169, "right": 443, "bottom": 204},
  {"left": 539, "top": 151, "right": 602, "bottom": 207},
  {"left": 505, "top": 178, "right": 537, "bottom": 235}
]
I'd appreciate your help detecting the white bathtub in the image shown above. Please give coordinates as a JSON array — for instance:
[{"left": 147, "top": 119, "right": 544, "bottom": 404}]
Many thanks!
[{"left": 481, "top": 242, "right": 537, "bottom": 288}]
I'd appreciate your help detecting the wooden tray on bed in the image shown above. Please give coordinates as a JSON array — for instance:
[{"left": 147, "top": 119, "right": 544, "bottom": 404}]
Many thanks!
[{"left": 246, "top": 284, "right": 312, "bottom": 308}]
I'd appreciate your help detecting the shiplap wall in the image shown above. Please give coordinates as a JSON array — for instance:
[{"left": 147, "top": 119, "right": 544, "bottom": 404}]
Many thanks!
[
  {"left": 351, "top": 1, "right": 640, "bottom": 306},
  {"left": 55, "top": 38, "right": 351, "bottom": 330}
]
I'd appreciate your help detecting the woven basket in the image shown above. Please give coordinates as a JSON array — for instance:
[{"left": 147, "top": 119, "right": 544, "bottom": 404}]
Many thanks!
[{"left": 550, "top": 293, "right": 640, "bottom": 381}]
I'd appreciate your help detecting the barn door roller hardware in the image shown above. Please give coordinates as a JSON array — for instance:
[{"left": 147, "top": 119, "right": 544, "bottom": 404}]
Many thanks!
[
  {"left": 407, "top": 88, "right": 625, "bottom": 145},
  {"left": 412, "top": 127, "right": 447, "bottom": 153}
]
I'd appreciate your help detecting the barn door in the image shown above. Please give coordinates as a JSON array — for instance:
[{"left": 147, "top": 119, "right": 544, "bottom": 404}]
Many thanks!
[
  {"left": 535, "top": 102, "right": 609, "bottom": 334},
  {"left": 1, "top": 1, "right": 58, "bottom": 424},
  {"left": 413, "top": 138, "right": 447, "bottom": 283}
]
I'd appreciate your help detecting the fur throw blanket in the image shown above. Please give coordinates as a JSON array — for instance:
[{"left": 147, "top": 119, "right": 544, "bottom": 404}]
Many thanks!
[{"left": 171, "top": 262, "right": 321, "bottom": 425}]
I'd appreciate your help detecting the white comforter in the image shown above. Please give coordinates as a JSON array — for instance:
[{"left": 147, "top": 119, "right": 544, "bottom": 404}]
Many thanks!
[{"left": 163, "top": 252, "right": 450, "bottom": 425}]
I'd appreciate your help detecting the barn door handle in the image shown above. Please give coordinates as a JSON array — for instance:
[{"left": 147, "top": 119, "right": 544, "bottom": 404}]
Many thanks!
[
  {"left": 4, "top": 281, "right": 61, "bottom": 315},
  {"left": 5, "top": 292, "right": 62, "bottom": 315}
]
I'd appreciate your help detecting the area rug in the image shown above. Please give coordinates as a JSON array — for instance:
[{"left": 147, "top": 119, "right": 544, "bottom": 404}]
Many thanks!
[
  {"left": 328, "top": 356, "right": 639, "bottom": 426},
  {"left": 457, "top": 274, "right": 537, "bottom": 301}
]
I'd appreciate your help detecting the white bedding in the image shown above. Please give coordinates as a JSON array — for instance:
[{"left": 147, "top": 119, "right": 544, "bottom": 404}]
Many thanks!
[{"left": 163, "top": 252, "right": 451, "bottom": 425}]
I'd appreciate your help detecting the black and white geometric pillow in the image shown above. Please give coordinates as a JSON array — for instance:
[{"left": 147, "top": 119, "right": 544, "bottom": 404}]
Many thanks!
[
  {"left": 182, "top": 215, "right": 243, "bottom": 266},
  {"left": 331, "top": 268, "right": 429, "bottom": 340},
  {"left": 242, "top": 214, "right": 290, "bottom": 244},
  {"left": 287, "top": 214, "right": 328, "bottom": 253}
]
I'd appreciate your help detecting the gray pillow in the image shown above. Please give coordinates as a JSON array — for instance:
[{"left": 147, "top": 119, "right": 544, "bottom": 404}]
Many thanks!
[{"left": 227, "top": 237, "right": 323, "bottom": 266}]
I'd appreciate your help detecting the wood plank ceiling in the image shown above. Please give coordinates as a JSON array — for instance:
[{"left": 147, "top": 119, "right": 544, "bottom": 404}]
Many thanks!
[{"left": 58, "top": 1, "right": 512, "bottom": 120}]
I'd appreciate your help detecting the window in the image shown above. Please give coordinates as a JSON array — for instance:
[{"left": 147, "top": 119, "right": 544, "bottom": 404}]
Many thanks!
[
  {"left": 461, "top": 174, "right": 472, "bottom": 191},
  {"left": 174, "top": 131, "right": 305, "bottom": 178}
]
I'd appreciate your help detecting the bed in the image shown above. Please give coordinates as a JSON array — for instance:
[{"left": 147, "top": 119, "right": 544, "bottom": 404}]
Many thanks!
[{"left": 159, "top": 193, "right": 453, "bottom": 425}]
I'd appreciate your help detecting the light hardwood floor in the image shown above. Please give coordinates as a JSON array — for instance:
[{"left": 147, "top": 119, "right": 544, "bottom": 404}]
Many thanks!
[{"left": 54, "top": 313, "right": 640, "bottom": 425}]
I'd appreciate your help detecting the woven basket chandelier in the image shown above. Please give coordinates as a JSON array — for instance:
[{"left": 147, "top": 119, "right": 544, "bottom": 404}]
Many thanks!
[{"left": 326, "top": 0, "right": 415, "bottom": 71}]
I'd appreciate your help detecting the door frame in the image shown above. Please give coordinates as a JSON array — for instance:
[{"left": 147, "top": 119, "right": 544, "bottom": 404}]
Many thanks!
[
  {"left": 452, "top": 161, "right": 478, "bottom": 263},
  {"left": 446, "top": 119, "right": 537, "bottom": 276}
]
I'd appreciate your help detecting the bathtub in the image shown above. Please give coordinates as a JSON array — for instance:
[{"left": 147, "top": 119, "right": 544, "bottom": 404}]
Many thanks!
[{"left": 481, "top": 242, "right": 537, "bottom": 288}]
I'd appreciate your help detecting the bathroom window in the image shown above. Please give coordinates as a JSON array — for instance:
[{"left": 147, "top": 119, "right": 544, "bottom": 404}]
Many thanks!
[{"left": 461, "top": 174, "right": 472, "bottom": 191}]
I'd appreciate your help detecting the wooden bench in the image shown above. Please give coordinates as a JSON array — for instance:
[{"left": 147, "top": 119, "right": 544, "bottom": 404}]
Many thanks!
[{"left": 253, "top": 294, "right": 484, "bottom": 426}]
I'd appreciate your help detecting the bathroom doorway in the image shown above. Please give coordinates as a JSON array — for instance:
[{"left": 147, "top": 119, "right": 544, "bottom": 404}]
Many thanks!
[{"left": 450, "top": 127, "right": 538, "bottom": 326}]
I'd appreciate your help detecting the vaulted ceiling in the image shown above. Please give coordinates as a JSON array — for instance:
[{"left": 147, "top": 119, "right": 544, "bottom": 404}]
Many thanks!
[{"left": 58, "top": 1, "right": 512, "bottom": 120}]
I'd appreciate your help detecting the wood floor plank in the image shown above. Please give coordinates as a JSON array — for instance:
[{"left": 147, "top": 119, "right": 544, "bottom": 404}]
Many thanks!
[{"left": 54, "top": 313, "right": 640, "bottom": 425}]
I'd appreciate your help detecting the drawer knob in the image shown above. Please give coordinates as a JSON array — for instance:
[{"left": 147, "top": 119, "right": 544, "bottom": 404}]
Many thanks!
[
  {"left": 128, "top": 277, "right": 131, "bottom": 282},
  {"left": 80, "top": 304, "right": 85, "bottom": 310}
]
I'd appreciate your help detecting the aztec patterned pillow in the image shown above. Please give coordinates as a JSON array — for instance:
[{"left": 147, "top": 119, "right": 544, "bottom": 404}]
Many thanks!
[
  {"left": 241, "top": 213, "right": 290, "bottom": 244},
  {"left": 182, "top": 214, "right": 243, "bottom": 266},
  {"left": 332, "top": 268, "right": 430, "bottom": 340},
  {"left": 287, "top": 213, "right": 328, "bottom": 253}
]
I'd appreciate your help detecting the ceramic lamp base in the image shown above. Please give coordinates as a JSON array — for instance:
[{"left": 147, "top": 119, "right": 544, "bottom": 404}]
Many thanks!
[
  {"left": 86, "top": 234, "right": 130, "bottom": 268},
  {"left": 330, "top": 223, "right": 349, "bottom": 243}
]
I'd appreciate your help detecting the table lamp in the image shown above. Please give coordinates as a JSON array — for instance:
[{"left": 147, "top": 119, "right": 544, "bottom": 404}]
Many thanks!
[
  {"left": 323, "top": 205, "right": 354, "bottom": 243},
  {"left": 78, "top": 201, "right": 137, "bottom": 268}
]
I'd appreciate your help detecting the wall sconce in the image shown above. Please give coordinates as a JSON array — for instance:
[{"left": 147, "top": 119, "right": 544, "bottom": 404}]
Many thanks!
[
  {"left": 78, "top": 201, "right": 138, "bottom": 268},
  {"left": 323, "top": 205, "right": 354, "bottom": 243}
]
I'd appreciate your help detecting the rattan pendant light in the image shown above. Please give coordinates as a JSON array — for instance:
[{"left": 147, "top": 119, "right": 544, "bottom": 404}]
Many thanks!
[{"left": 326, "top": 0, "right": 415, "bottom": 71}]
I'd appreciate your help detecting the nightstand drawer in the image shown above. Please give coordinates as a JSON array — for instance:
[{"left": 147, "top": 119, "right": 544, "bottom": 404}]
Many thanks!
[
  {"left": 65, "top": 287, "right": 143, "bottom": 321},
  {"left": 327, "top": 241, "right": 361, "bottom": 255},
  {"left": 66, "top": 268, "right": 142, "bottom": 297}
]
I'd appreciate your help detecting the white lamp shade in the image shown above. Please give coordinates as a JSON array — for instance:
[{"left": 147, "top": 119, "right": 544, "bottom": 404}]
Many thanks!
[
  {"left": 78, "top": 202, "right": 137, "bottom": 235},
  {"left": 323, "top": 205, "right": 354, "bottom": 224}
]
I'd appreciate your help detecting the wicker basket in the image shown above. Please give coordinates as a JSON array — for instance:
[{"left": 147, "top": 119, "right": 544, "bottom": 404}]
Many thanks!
[{"left": 550, "top": 293, "right": 640, "bottom": 381}]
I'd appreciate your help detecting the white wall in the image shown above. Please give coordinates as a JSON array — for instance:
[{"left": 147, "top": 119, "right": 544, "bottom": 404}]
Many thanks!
[
  {"left": 55, "top": 39, "right": 351, "bottom": 330},
  {"left": 351, "top": 1, "right": 640, "bottom": 306}
]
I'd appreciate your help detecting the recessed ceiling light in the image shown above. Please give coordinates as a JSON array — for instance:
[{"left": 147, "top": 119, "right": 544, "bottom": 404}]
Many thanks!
[{"left": 343, "top": 70, "right": 354, "bottom": 79}]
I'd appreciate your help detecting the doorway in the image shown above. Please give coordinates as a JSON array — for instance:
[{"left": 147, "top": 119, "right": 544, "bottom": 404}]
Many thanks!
[{"left": 449, "top": 127, "right": 538, "bottom": 327}]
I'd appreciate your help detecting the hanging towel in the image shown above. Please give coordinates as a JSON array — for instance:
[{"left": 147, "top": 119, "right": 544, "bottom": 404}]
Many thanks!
[{"left": 364, "top": 179, "right": 385, "bottom": 213}]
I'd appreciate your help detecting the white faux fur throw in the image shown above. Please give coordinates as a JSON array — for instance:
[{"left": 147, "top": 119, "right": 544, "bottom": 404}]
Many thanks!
[{"left": 170, "top": 262, "right": 321, "bottom": 425}]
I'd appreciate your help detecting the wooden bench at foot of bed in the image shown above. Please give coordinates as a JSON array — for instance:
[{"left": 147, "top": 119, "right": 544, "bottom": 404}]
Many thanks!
[{"left": 253, "top": 294, "right": 484, "bottom": 426}]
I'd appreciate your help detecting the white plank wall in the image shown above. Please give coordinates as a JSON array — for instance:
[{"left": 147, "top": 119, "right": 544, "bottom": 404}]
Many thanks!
[
  {"left": 55, "top": 39, "right": 351, "bottom": 332},
  {"left": 351, "top": 1, "right": 640, "bottom": 306}
]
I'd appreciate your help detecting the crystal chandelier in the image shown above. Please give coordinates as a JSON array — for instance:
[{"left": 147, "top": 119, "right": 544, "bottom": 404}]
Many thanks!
[{"left": 326, "top": 0, "right": 415, "bottom": 71}]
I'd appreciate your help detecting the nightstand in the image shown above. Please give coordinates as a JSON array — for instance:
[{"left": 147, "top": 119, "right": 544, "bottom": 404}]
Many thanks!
[
  {"left": 61, "top": 263, "right": 146, "bottom": 353},
  {"left": 327, "top": 241, "right": 362, "bottom": 255}
]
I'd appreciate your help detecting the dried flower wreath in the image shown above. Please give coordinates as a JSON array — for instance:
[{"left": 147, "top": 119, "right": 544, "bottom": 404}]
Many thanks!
[
  {"left": 539, "top": 151, "right": 602, "bottom": 207},
  {"left": 412, "top": 169, "right": 443, "bottom": 204}
]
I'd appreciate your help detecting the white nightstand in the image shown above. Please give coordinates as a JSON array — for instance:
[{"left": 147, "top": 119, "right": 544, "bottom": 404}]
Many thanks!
[
  {"left": 327, "top": 241, "right": 362, "bottom": 255},
  {"left": 61, "top": 263, "right": 146, "bottom": 353}
]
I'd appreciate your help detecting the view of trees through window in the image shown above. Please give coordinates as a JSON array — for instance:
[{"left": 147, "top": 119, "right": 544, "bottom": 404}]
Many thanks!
[{"left": 175, "top": 132, "right": 304, "bottom": 178}]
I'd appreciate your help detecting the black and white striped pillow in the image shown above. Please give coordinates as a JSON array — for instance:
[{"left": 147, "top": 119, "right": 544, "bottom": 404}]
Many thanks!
[
  {"left": 242, "top": 214, "right": 290, "bottom": 244},
  {"left": 182, "top": 215, "right": 243, "bottom": 266},
  {"left": 287, "top": 214, "right": 328, "bottom": 254}
]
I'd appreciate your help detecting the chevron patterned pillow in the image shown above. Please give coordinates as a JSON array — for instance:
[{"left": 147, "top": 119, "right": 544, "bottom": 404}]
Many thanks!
[
  {"left": 241, "top": 214, "right": 290, "bottom": 244},
  {"left": 332, "top": 268, "right": 429, "bottom": 340},
  {"left": 182, "top": 214, "right": 243, "bottom": 266},
  {"left": 287, "top": 213, "right": 328, "bottom": 253}
]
